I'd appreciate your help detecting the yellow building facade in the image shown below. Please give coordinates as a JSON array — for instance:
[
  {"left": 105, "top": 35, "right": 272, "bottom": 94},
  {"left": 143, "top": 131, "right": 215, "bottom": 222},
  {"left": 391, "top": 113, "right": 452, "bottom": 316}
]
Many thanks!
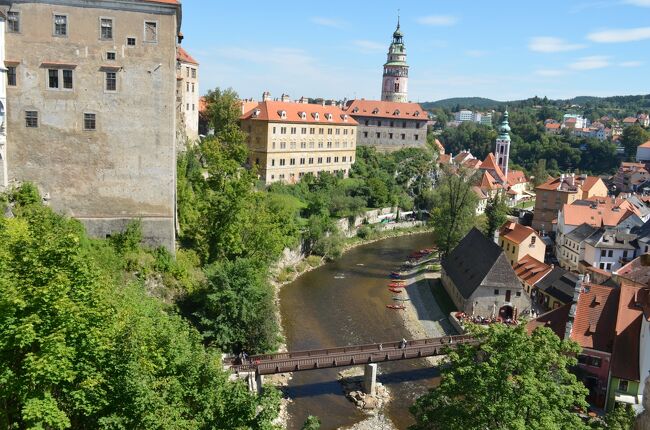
[{"left": 240, "top": 100, "right": 357, "bottom": 184}]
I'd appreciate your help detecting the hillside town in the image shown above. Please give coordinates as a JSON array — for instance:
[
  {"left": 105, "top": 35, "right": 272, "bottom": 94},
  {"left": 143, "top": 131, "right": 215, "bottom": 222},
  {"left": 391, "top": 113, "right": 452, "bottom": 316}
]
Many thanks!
[{"left": 1, "top": 1, "right": 649, "bottom": 429}]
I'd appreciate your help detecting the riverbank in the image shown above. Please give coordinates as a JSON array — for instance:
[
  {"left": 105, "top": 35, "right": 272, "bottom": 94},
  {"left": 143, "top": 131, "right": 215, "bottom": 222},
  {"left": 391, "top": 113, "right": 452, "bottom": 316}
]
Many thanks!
[{"left": 269, "top": 224, "right": 434, "bottom": 347}]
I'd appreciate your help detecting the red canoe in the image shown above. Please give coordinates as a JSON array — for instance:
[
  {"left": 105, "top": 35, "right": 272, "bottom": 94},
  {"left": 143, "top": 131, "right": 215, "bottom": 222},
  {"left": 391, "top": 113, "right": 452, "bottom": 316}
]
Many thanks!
[
  {"left": 386, "top": 304, "right": 406, "bottom": 310},
  {"left": 389, "top": 287, "right": 403, "bottom": 293}
]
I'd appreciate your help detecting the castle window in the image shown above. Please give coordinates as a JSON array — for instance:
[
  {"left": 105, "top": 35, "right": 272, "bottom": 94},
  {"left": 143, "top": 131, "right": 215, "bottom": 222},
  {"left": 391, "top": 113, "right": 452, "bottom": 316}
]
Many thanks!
[
  {"left": 48, "top": 69, "right": 59, "bottom": 89},
  {"left": 414, "top": 134, "right": 419, "bottom": 141},
  {"left": 54, "top": 14, "right": 67, "bottom": 37},
  {"left": 378, "top": 121, "right": 382, "bottom": 127},
  {"left": 83, "top": 113, "right": 97, "bottom": 130},
  {"left": 105, "top": 71, "right": 117, "bottom": 91},
  {"left": 100, "top": 18, "right": 113, "bottom": 40},
  {"left": 8, "top": 11, "right": 20, "bottom": 33},
  {"left": 7, "top": 66, "right": 17, "bottom": 86},
  {"left": 376, "top": 132, "right": 380, "bottom": 138},
  {"left": 107, "top": 52, "right": 116, "bottom": 61},
  {"left": 394, "top": 83, "right": 399, "bottom": 92},
  {"left": 401, "top": 133, "right": 405, "bottom": 140},
  {"left": 192, "top": 68, "right": 197, "bottom": 79},
  {"left": 127, "top": 37, "right": 136, "bottom": 46},
  {"left": 25, "top": 111, "right": 38, "bottom": 128},
  {"left": 144, "top": 21, "right": 158, "bottom": 43}
]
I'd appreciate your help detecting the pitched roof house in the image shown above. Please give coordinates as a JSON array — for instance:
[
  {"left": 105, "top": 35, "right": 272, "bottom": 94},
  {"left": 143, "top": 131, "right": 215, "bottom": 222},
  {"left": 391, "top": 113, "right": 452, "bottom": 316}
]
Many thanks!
[{"left": 441, "top": 228, "right": 531, "bottom": 318}]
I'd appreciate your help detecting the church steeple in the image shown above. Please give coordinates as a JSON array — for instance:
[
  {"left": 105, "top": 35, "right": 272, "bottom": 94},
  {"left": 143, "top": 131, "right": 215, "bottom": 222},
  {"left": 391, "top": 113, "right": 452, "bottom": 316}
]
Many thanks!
[
  {"left": 495, "top": 110, "right": 511, "bottom": 179},
  {"left": 381, "top": 15, "right": 409, "bottom": 103}
]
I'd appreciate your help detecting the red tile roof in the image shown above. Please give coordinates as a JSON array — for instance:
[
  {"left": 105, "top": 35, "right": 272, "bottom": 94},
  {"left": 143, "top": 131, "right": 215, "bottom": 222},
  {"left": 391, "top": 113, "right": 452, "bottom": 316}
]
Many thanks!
[
  {"left": 616, "top": 254, "right": 650, "bottom": 285},
  {"left": 560, "top": 200, "right": 637, "bottom": 227},
  {"left": 177, "top": 47, "right": 198, "bottom": 65},
  {"left": 513, "top": 255, "right": 552, "bottom": 285},
  {"left": 506, "top": 170, "right": 528, "bottom": 187},
  {"left": 500, "top": 221, "right": 538, "bottom": 245},
  {"left": 480, "top": 153, "right": 506, "bottom": 182},
  {"left": 434, "top": 138, "right": 445, "bottom": 154},
  {"left": 546, "top": 123, "right": 561, "bottom": 129},
  {"left": 240, "top": 101, "right": 358, "bottom": 126},
  {"left": 610, "top": 282, "right": 643, "bottom": 381},
  {"left": 438, "top": 153, "right": 451, "bottom": 165},
  {"left": 527, "top": 283, "right": 617, "bottom": 352},
  {"left": 344, "top": 99, "right": 428, "bottom": 121},
  {"left": 535, "top": 175, "right": 602, "bottom": 192},
  {"left": 623, "top": 117, "right": 638, "bottom": 124},
  {"left": 479, "top": 171, "right": 501, "bottom": 190}
]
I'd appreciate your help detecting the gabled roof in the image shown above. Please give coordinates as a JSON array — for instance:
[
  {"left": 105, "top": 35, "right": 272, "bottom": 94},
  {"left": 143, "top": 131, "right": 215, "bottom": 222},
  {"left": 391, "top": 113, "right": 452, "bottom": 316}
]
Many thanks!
[
  {"left": 499, "top": 221, "right": 538, "bottom": 245},
  {"left": 177, "top": 47, "right": 198, "bottom": 65},
  {"left": 513, "top": 255, "right": 552, "bottom": 286},
  {"left": 535, "top": 175, "right": 603, "bottom": 193},
  {"left": 441, "top": 228, "right": 522, "bottom": 300},
  {"left": 480, "top": 153, "right": 506, "bottom": 182},
  {"left": 453, "top": 151, "right": 475, "bottom": 164},
  {"left": 344, "top": 99, "right": 427, "bottom": 121},
  {"left": 565, "top": 223, "right": 598, "bottom": 243},
  {"left": 506, "top": 170, "right": 528, "bottom": 187},
  {"left": 560, "top": 201, "right": 636, "bottom": 228},
  {"left": 616, "top": 254, "right": 650, "bottom": 285},
  {"left": 240, "top": 101, "right": 358, "bottom": 126},
  {"left": 480, "top": 171, "right": 501, "bottom": 190},
  {"left": 545, "top": 123, "right": 561, "bottom": 129},
  {"left": 527, "top": 283, "right": 617, "bottom": 352},
  {"left": 610, "top": 282, "right": 643, "bottom": 381},
  {"left": 472, "top": 186, "right": 488, "bottom": 200},
  {"left": 535, "top": 266, "right": 579, "bottom": 304}
]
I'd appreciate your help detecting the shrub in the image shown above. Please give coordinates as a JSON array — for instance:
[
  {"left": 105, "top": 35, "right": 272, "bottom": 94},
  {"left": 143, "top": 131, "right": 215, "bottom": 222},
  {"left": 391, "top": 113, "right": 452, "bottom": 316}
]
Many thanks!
[{"left": 306, "top": 255, "right": 322, "bottom": 267}]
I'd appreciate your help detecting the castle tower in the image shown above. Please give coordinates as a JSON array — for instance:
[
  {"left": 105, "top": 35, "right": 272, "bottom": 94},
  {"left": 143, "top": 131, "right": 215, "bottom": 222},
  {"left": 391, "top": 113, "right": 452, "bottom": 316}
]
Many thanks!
[
  {"left": 495, "top": 110, "right": 511, "bottom": 179},
  {"left": 381, "top": 17, "right": 409, "bottom": 103}
]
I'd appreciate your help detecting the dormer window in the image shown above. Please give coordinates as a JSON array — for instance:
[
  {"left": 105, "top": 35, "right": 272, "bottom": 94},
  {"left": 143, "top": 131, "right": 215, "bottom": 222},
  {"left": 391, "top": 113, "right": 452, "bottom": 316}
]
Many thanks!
[
  {"left": 341, "top": 114, "right": 348, "bottom": 121},
  {"left": 393, "top": 109, "right": 400, "bottom": 116},
  {"left": 414, "top": 111, "right": 420, "bottom": 117},
  {"left": 299, "top": 111, "right": 307, "bottom": 120},
  {"left": 372, "top": 108, "right": 379, "bottom": 114},
  {"left": 312, "top": 112, "right": 320, "bottom": 121},
  {"left": 278, "top": 110, "right": 287, "bottom": 119},
  {"left": 352, "top": 107, "right": 359, "bottom": 113},
  {"left": 325, "top": 113, "right": 333, "bottom": 121},
  {"left": 252, "top": 108, "right": 261, "bottom": 118}
]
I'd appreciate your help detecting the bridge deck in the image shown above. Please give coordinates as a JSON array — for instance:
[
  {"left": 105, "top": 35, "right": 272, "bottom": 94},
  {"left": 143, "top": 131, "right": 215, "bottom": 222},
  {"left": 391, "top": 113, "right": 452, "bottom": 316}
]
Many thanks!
[{"left": 227, "top": 335, "right": 477, "bottom": 375}]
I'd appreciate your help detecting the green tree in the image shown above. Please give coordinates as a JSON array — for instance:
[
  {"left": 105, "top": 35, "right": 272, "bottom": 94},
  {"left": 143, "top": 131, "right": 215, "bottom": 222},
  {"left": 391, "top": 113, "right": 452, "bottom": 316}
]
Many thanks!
[
  {"left": 410, "top": 324, "right": 590, "bottom": 430},
  {"left": 530, "top": 159, "right": 549, "bottom": 187},
  {"left": 192, "top": 258, "right": 279, "bottom": 353},
  {"left": 0, "top": 199, "right": 281, "bottom": 429},
  {"left": 484, "top": 192, "right": 509, "bottom": 240},
  {"left": 202, "top": 87, "right": 243, "bottom": 133},
  {"left": 622, "top": 125, "right": 650, "bottom": 160},
  {"left": 603, "top": 404, "right": 636, "bottom": 430},
  {"left": 431, "top": 168, "right": 478, "bottom": 256}
]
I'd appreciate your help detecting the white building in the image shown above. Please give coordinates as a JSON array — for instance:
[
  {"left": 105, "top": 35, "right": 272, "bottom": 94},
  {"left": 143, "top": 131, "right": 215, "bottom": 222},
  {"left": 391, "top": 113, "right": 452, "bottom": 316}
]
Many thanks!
[
  {"left": 454, "top": 110, "right": 474, "bottom": 122},
  {"left": 583, "top": 229, "right": 637, "bottom": 272},
  {"left": 563, "top": 114, "right": 589, "bottom": 129},
  {"left": 637, "top": 141, "right": 650, "bottom": 163}
]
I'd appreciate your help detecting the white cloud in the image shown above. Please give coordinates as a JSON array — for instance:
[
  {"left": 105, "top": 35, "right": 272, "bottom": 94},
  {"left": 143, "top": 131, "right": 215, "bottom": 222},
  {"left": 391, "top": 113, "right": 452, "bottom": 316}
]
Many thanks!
[
  {"left": 587, "top": 27, "right": 650, "bottom": 42},
  {"left": 416, "top": 15, "right": 458, "bottom": 26},
  {"left": 528, "top": 37, "right": 585, "bottom": 53},
  {"left": 310, "top": 17, "right": 344, "bottom": 28},
  {"left": 569, "top": 56, "right": 610, "bottom": 70},
  {"left": 465, "top": 50, "right": 489, "bottom": 58},
  {"left": 624, "top": 0, "right": 650, "bottom": 6},
  {"left": 352, "top": 40, "right": 386, "bottom": 53},
  {"left": 535, "top": 69, "right": 566, "bottom": 77},
  {"left": 620, "top": 60, "right": 644, "bottom": 67}
]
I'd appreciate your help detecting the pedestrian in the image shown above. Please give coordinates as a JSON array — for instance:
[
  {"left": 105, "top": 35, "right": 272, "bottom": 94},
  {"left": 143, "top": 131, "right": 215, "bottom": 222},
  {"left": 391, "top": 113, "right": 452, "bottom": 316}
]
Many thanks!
[
  {"left": 242, "top": 351, "right": 249, "bottom": 363},
  {"left": 379, "top": 343, "right": 383, "bottom": 351},
  {"left": 400, "top": 338, "right": 407, "bottom": 349}
]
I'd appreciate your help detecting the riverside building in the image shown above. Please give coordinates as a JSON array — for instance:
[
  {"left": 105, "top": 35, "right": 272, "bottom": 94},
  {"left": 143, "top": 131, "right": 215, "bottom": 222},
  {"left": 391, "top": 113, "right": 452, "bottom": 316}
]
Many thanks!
[
  {"left": 240, "top": 94, "right": 357, "bottom": 184},
  {"left": 2, "top": 0, "right": 182, "bottom": 251}
]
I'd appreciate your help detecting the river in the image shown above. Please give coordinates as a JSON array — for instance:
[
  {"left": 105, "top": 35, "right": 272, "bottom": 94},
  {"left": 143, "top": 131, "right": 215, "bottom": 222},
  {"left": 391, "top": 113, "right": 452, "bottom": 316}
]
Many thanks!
[{"left": 279, "top": 232, "right": 445, "bottom": 429}]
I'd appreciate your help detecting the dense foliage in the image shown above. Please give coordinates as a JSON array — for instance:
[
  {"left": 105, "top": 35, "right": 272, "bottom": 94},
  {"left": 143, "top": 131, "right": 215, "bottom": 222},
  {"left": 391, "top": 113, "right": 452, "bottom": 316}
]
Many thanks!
[
  {"left": 430, "top": 168, "right": 478, "bottom": 256},
  {"left": 410, "top": 324, "right": 590, "bottom": 430},
  {"left": 0, "top": 192, "right": 281, "bottom": 429}
]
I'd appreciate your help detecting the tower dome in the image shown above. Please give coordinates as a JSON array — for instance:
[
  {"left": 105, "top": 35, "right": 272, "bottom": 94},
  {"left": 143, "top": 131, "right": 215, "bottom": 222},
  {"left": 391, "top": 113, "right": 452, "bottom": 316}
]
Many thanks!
[{"left": 381, "top": 16, "right": 409, "bottom": 103}]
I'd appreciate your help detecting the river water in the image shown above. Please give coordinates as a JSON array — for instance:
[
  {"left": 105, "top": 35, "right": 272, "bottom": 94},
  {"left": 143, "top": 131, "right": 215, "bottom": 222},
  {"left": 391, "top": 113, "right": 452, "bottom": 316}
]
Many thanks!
[{"left": 279, "top": 233, "right": 442, "bottom": 430}]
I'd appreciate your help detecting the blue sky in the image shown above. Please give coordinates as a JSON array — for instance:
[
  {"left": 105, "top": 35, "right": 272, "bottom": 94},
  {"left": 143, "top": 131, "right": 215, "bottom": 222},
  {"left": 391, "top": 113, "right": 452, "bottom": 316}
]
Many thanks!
[{"left": 181, "top": 0, "right": 650, "bottom": 102}]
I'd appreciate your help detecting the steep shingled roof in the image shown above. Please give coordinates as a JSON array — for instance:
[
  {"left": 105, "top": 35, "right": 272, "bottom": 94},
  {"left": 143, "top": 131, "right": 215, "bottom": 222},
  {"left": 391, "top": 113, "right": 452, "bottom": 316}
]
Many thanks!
[
  {"left": 441, "top": 228, "right": 521, "bottom": 300},
  {"left": 344, "top": 99, "right": 428, "bottom": 121},
  {"left": 177, "top": 47, "right": 198, "bottom": 65},
  {"left": 610, "top": 282, "right": 643, "bottom": 381},
  {"left": 240, "top": 101, "right": 358, "bottom": 126},
  {"left": 499, "top": 221, "right": 539, "bottom": 245},
  {"left": 513, "top": 255, "right": 552, "bottom": 286}
]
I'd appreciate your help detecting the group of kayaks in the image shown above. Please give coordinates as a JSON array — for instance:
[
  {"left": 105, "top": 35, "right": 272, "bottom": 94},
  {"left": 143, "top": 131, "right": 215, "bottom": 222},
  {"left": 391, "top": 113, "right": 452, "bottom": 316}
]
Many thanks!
[
  {"left": 386, "top": 276, "right": 407, "bottom": 310},
  {"left": 408, "top": 248, "right": 436, "bottom": 261}
]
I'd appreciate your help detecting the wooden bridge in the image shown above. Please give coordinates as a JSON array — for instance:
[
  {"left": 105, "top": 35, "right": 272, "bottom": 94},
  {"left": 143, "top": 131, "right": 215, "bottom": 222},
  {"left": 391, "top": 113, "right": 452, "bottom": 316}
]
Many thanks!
[{"left": 226, "top": 334, "right": 477, "bottom": 376}]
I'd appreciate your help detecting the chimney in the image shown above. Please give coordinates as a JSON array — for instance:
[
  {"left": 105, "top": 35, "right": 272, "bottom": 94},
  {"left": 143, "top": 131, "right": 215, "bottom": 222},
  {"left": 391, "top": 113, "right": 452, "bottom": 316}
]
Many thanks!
[
  {"left": 281, "top": 93, "right": 290, "bottom": 102},
  {"left": 564, "top": 274, "right": 584, "bottom": 341},
  {"left": 262, "top": 91, "right": 271, "bottom": 102},
  {"left": 493, "top": 227, "right": 500, "bottom": 245}
]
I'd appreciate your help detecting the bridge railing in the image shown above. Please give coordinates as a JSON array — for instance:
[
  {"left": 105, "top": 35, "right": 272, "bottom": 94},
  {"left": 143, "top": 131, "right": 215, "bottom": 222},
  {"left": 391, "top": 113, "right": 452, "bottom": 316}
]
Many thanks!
[
  {"left": 224, "top": 334, "right": 475, "bottom": 366},
  {"left": 227, "top": 335, "right": 478, "bottom": 374}
]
